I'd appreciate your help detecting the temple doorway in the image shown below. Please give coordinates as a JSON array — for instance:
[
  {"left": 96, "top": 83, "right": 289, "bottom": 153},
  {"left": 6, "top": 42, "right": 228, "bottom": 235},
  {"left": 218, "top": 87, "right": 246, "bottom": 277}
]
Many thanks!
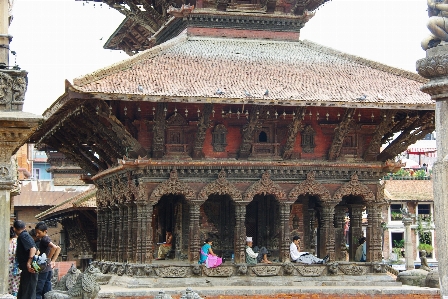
[
  {"left": 201, "top": 194, "right": 235, "bottom": 258},
  {"left": 245, "top": 194, "right": 280, "bottom": 259},
  {"left": 152, "top": 194, "right": 189, "bottom": 259}
]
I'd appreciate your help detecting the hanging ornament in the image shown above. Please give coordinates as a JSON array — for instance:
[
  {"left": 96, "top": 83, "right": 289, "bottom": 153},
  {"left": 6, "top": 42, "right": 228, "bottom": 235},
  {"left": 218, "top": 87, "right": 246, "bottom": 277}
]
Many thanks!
[
  {"left": 212, "top": 109, "right": 215, "bottom": 117},
  {"left": 174, "top": 107, "right": 177, "bottom": 116},
  {"left": 358, "top": 112, "right": 361, "bottom": 122},
  {"left": 371, "top": 112, "right": 374, "bottom": 122},
  {"left": 337, "top": 112, "right": 340, "bottom": 120},
  {"left": 237, "top": 110, "right": 241, "bottom": 119},
  {"left": 185, "top": 108, "right": 188, "bottom": 117},
  {"left": 245, "top": 110, "right": 249, "bottom": 119},
  {"left": 197, "top": 108, "right": 201, "bottom": 118},
  {"left": 326, "top": 112, "right": 329, "bottom": 121}
]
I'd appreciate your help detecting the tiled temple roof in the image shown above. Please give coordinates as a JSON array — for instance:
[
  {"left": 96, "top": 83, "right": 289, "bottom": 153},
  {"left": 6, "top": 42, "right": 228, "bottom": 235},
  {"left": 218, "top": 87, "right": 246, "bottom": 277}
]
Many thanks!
[
  {"left": 35, "top": 186, "right": 96, "bottom": 220},
  {"left": 71, "top": 32, "right": 433, "bottom": 109},
  {"left": 384, "top": 179, "right": 433, "bottom": 202},
  {"left": 14, "top": 181, "right": 84, "bottom": 207}
]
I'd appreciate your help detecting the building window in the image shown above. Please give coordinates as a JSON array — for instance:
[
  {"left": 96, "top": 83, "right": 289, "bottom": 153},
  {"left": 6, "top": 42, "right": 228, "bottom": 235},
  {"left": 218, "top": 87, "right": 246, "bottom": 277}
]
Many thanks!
[
  {"left": 301, "top": 125, "right": 316, "bottom": 153},
  {"left": 391, "top": 232, "right": 404, "bottom": 258},
  {"left": 418, "top": 204, "right": 431, "bottom": 218},
  {"left": 258, "top": 131, "right": 267, "bottom": 142},
  {"left": 390, "top": 204, "right": 403, "bottom": 221},
  {"left": 212, "top": 124, "right": 228, "bottom": 152},
  {"left": 33, "top": 168, "right": 40, "bottom": 180}
]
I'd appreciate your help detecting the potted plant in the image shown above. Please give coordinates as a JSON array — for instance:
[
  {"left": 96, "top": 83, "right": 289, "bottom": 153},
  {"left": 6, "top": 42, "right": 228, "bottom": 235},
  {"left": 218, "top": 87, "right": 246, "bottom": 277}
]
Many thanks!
[
  {"left": 418, "top": 243, "right": 433, "bottom": 254},
  {"left": 393, "top": 239, "right": 405, "bottom": 258},
  {"left": 391, "top": 211, "right": 402, "bottom": 221}
]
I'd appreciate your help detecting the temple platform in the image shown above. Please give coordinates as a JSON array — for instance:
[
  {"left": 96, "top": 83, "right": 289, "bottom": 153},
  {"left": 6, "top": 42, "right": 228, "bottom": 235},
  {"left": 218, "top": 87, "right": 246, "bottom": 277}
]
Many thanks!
[{"left": 91, "top": 260, "right": 440, "bottom": 298}]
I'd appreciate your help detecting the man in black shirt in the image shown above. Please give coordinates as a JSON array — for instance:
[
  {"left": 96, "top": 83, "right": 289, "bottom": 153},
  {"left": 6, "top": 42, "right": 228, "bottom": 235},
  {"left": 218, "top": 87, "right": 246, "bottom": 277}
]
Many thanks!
[{"left": 13, "top": 220, "right": 38, "bottom": 299}]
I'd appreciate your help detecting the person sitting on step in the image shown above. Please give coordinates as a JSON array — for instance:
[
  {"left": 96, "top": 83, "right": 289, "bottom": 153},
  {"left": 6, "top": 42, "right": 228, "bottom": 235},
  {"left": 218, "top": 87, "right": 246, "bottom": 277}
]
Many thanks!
[
  {"left": 245, "top": 236, "right": 272, "bottom": 265},
  {"left": 156, "top": 231, "right": 173, "bottom": 260},
  {"left": 290, "top": 235, "right": 329, "bottom": 264}
]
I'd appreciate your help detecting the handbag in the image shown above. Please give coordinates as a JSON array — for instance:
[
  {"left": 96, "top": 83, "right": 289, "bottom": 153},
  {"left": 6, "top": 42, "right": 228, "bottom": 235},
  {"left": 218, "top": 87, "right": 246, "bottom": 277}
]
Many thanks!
[{"left": 205, "top": 254, "right": 223, "bottom": 268}]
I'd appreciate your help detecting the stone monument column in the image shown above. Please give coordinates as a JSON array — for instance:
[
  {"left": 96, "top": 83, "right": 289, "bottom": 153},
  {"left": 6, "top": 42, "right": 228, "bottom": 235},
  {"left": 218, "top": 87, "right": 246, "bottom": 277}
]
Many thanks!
[
  {"left": 402, "top": 216, "right": 414, "bottom": 271},
  {"left": 0, "top": 0, "right": 42, "bottom": 289},
  {"left": 417, "top": 43, "right": 448, "bottom": 297}
]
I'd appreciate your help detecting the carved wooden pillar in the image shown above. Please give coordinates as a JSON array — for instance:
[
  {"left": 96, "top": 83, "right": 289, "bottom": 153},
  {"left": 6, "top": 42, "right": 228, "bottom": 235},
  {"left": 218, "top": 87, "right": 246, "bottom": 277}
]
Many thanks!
[
  {"left": 126, "top": 203, "right": 135, "bottom": 263},
  {"left": 97, "top": 208, "right": 105, "bottom": 261},
  {"left": 189, "top": 202, "right": 201, "bottom": 262},
  {"left": 366, "top": 203, "right": 383, "bottom": 262},
  {"left": 111, "top": 206, "right": 119, "bottom": 262},
  {"left": 145, "top": 204, "right": 154, "bottom": 263},
  {"left": 319, "top": 203, "right": 336, "bottom": 260},
  {"left": 334, "top": 206, "right": 347, "bottom": 261},
  {"left": 279, "top": 202, "right": 292, "bottom": 262},
  {"left": 132, "top": 204, "right": 139, "bottom": 262},
  {"left": 136, "top": 202, "right": 147, "bottom": 263},
  {"left": 234, "top": 203, "right": 247, "bottom": 263},
  {"left": 105, "top": 208, "right": 113, "bottom": 261},
  {"left": 121, "top": 203, "right": 129, "bottom": 262},
  {"left": 349, "top": 204, "right": 364, "bottom": 261},
  {"left": 117, "top": 205, "right": 125, "bottom": 262},
  {"left": 307, "top": 208, "right": 316, "bottom": 253}
]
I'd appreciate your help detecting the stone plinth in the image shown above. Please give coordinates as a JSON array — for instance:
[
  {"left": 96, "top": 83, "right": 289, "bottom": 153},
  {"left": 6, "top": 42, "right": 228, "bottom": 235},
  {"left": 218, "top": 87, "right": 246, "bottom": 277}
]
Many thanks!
[{"left": 417, "top": 43, "right": 448, "bottom": 298}]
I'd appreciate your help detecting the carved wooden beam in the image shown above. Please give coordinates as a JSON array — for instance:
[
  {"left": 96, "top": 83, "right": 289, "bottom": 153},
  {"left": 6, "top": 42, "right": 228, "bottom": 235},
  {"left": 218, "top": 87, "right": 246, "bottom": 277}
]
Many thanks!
[
  {"left": 64, "top": 119, "right": 116, "bottom": 168},
  {"left": 193, "top": 103, "right": 213, "bottom": 159},
  {"left": 91, "top": 103, "right": 148, "bottom": 158},
  {"left": 105, "top": 0, "right": 157, "bottom": 33},
  {"left": 152, "top": 102, "right": 167, "bottom": 159},
  {"left": 53, "top": 129, "right": 108, "bottom": 171},
  {"left": 381, "top": 113, "right": 419, "bottom": 145},
  {"left": 46, "top": 136, "right": 99, "bottom": 175},
  {"left": 363, "top": 110, "right": 396, "bottom": 161},
  {"left": 141, "top": 0, "right": 167, "bottom": 26},
  {"left": 377, "top": 111, "right": 435, "bottom": 161},
  {"left": 327, "top": 108, "right": 355, "bottom": 161},
  {"left": 282, "top": 107, "right": 305, "bottom": 160},
  {"left": 238, "top": 105, "right": 263, "bottom": 159},
  {"left": 80, "top": 114, "right": 126, "bottom": 163}
]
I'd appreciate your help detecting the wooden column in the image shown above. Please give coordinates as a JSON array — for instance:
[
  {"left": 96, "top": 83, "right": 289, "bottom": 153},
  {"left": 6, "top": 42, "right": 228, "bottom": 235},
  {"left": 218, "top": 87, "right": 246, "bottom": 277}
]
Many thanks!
[
  {"left": 121, "top": 203, "right": 129, "bottom": 262},
  {"left": 117, "top": 205, "right": 125, "bottom": 262},
  {"left": 111, "top": 206, "right": 119, "bottom": 262},
  {"left": 280, "top": 202, "right": 292, "bottom": 262},
  {"left": 334, "top": 206, "right": 347, "bottom": 261},
  {"left": 234, "top": 203, "right": 247, "bottom": 263},
  {"left": 126, "top": 203, "right": 135, "bottom": 263},
  {"left": 97, "top": 208, "right": 105, "bottom": 261},
  {"left": 366, "top": 203, "right": 384, "bottom": 262},
  {"left": 136, "top": 202, "right": 147, "bottom": 263},
  {"left": 189, "top": 202, "right": 201, "bottom": 262},
  {"left": 105, "top": 208, "right": 113, "bottom": 261},
  {"left": 132, "top": 204, "right": 139, "bottom": 262},
  {"left": 349, "top": 204, "right": 364, "bottom": 261},
  {"left": 145, "top": 204, "right": 154, "bottom": 263},
  {"left": 319, "top": 203, "right": 336, "bottom": 260}
]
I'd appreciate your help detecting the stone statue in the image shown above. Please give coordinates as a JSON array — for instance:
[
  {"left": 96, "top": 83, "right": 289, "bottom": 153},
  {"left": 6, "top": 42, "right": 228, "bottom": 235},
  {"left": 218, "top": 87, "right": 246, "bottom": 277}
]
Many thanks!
[
  {"left": 422, "top": 0, "right": 448, "bottom": 50},
  {"left": 53, "top": 263, "right": 82, "bottom": 291},
  {"left": 420, "top": 250, "right": 431, "bottom": 271},
  {"left": 45, "top": 264, "right": 101, "bottom": 299}
]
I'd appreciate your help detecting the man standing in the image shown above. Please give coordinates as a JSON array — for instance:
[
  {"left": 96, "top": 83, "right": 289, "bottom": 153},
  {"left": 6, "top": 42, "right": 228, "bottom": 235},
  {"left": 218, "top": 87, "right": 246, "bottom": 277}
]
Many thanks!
[
  {"left": 355, "top": 237, "right": 367, "bottom": 262},
  {"left": 13, "top": 220, "right": 38, "bottom": 299}
]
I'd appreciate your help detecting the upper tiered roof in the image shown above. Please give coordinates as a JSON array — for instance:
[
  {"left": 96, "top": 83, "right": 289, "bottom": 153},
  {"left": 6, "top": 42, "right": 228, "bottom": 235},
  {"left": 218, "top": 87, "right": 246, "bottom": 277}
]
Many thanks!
[{"left": 69, "top": 31, "right": 432, "bottom": 111}]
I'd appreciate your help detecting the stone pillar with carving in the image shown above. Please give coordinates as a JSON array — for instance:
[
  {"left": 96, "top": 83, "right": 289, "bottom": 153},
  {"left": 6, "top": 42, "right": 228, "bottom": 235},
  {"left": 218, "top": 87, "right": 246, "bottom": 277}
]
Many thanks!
[
  {"left": 403, "top": 217, "right": 414, "bottom": 270},
  {"left": 349, "top": 204, "right": 364, "bottom": 261},
  {"left": 234, "top": 203, "right": 246, "bottom": 263},
  {"left": 0, "top": 2, "right": 41, "bottom": 296},
  {"left": 334, "top": 205, "right": 347, "bottom": 261},
  {"left": 417, "top": 43, "right": 448, "bottom": 296},
  {"left": 366, "top": 203, "right": 383, "bottom": 262},
  {"left": 189, "top": 202, "right": 200, "bottom": 262},
  {"left": 279, "top": 202, "right": 292, "bottom": 262},
  {"left": 319, "top": 203, "right": 336, "bottom": 261}
]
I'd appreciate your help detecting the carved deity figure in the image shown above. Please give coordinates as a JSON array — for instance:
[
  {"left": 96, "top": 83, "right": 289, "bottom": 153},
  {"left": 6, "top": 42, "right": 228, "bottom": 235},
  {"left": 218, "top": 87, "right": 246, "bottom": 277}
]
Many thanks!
[{"left": 422, "top": 0, "right": 448, "bottom": 50}]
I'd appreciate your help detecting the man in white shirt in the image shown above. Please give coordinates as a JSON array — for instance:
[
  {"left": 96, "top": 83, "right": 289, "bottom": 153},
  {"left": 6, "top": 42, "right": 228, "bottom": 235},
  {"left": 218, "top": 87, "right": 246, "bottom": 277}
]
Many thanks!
[{"left": 290, "top": 235, "right": 329, "bottom": 264}]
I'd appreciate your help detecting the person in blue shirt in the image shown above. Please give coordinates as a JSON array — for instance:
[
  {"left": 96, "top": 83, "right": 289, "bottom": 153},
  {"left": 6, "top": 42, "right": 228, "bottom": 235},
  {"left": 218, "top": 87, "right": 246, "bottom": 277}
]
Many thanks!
[{"left": 199, "top": 238, "right": 217, "bottom": 264}]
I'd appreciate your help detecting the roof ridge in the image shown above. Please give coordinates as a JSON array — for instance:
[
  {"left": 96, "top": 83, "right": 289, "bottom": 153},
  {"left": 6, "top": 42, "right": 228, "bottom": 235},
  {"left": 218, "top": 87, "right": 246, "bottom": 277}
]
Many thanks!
[
  {"left": 72, "top": 31, "right": 189, "bottom": 88},
  {"left": 301, "top": 39, "right": 427, "bottom": 84}
]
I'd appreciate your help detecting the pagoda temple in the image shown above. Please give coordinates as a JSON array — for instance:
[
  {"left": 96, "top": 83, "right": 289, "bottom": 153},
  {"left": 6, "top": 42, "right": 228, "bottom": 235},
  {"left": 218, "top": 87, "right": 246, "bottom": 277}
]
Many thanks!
[{"left": 27, "top": 0, "right": 434, "bottom": 276}]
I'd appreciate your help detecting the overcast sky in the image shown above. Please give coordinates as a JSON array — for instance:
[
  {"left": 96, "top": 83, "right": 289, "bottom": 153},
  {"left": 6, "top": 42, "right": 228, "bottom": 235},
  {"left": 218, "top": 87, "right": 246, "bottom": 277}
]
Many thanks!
[{"left": 9, "top": 0, "right": 429, "bottom": 115}]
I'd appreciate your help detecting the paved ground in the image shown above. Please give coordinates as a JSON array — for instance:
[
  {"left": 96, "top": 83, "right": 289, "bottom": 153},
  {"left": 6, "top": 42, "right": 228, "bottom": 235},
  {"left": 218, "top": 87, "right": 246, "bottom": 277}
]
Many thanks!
[{"left": 97, "top": 284, "right": 440, "bottom": 298}]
